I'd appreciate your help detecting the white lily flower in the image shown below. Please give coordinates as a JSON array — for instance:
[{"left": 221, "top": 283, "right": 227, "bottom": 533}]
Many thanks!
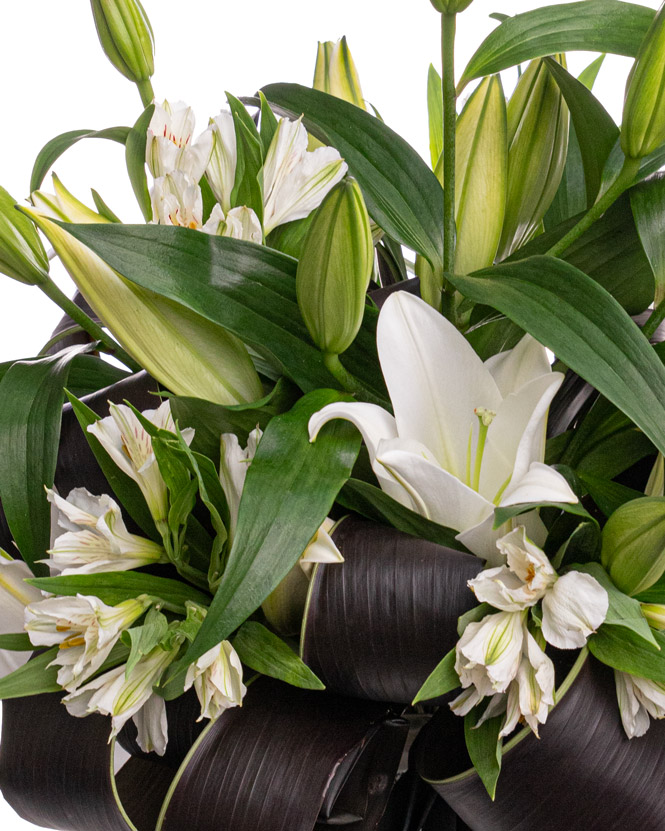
[
  {"left": 299, "top": 516, "right": 344, "bottom": 577},
  {"left": 0, "top": 552, "right": 44, "bottom": 676},
  {"left": 615, "top": 670, "right": 665, "bottom": 738},
  {"left": 206, "top": 111, "right": 237, "bottom": 213},
  {"left": 147, "top": 100, "right": 213, "bottom": 181},
  {"left": 184, "top": 640, "right": 246, "bottom": 721},
  {"left": 151, "top": 171, "right": 203, "bottom": 229},
  {"left": 43, "top": 488, "right": 167, "bottom": 575},
  {"left": 202, "top": 204, "right": 263, "bottom": 244},
  {"left": 88, "top": 400, "right": 194, "bottom": 527},
  {"left": 25, "top": 593, "right": 150, "bottom": 692},
  {"left": 309, "top": 292, "right": 577, "bottom": 563},
  {"left": 62, "top": 644, "right": 176, "bottom": 753}
]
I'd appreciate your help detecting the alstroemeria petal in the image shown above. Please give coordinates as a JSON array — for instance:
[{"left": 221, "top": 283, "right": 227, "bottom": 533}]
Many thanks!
[
  {"left": 456, "top": 509, "right": 547, "bottom": 566},
  {"left": 615, "top": 670, "right": 652, "bottom": 739},
  {"left": 301, "top": 518, "right": 343, "bottom": 566},
  {"left": 132, "top": 693, "right": 168, "bottom": 756},
  {"left": 377, "top": 292, "right": 501, "bottom": 481},
  {"left": 468, "top": 566, "right": 540, "bottom": 611},
  {"left": 457, "top": 611, "right": 524, "bottom": 693},
  {"left": 206, "top": 111, "right": 237, "bottom": 212},
  {"left": 500, "top": 462, "right": 578, "bottom": 507},
  {"left": 541, "top": 571, "right": 609, "bottom": 649},
  {"left": 496, "top": 525, "right": 557, "bottom": 592},
  {"left": 484, "top": 334, "right": 552, "bottom": 398}
]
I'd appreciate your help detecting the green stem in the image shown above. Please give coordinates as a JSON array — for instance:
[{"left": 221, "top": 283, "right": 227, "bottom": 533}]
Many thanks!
[
  {"left": 38, "top": 277, "right": 141, "bottom": 372},
  {"left": 323, "top": 352, "right": 365, "bottom": 396},
  {"left": 643, "top": 295, "right": 665, "bottom": 341},
  {"left": 136, "top": 77, "right": 155, "bottom": 109},
  {"left": 38, "top": 325, "right": 86, "bottom": 356},
  {"left": 442, "top": 13, "right": 457, "bottom": 278},
  {"left": 546, "top": 157, "right": 641, "bottom": 259}
]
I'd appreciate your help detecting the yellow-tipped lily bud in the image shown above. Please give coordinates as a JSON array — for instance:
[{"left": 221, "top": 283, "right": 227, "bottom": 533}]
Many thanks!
[
  {"left": 622, "top": 4, "right": 665, "bottom": 159},
  {"left": 454, "top": 75, "right": 507, "bottom": 273},
  {"left": 31, "top": 174, "right": 112, "bottom": 224},
  {"left": 641, "top": 603, "right": 665, "bottom": 630},
  {"left": 601, "top": 497, "right": 665, "bottom": 596},
  {"left": 429, "top": 0, "right": 473, "bottom": 11},
  {"left": 313, "top": 37, "right": 366, "bottom": 110},
  {"left": 0, "top": 186, "right": 49, "bottom": 285},
  {"left": 24, "top": 208, "right": 263, "bottom": 406},
  {"left": 90, "top": 0, "right": 154, "bottom": 84},
  {"left": 497, "top": 57, "right": 569, "bottom": 260},
  {"left": 296, "top": 178, "right": 373, "bottom": 356}
]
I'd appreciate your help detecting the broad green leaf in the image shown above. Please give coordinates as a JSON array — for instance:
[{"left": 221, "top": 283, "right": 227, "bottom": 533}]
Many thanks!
[
  {"left": 0, "top": 345, "right": 89, "bottom": 573},
  {"left": 552, "top": 521, "right": 601, "bottom": 570},
  {"left": 636, "top": 571, "right": 665, "bottom": 604},
  {"left": 61, "top": 224, "right": 387, "bottom": 400},
  {"left": 260, "top": 84, "right": 443, "bottom": 269},
  {"left": 588, "top": 626, "right": 665, "bottom": 683},
  {"left": 0, "top": 354, "right": 129, "bottom": 399},
  {"left": 227, "top": 93, "right": 264, "bottom": 222},
  {"left": 30, "top": 127, "right": 130, "bottom": 194},
  {"left": 161, "top": 390, "right": 361, "bottom": 698},
  {"left": 412, "top": 648, "right": 459, "bottom": 704},
  {"left": 579, "top": 473, "right": 644, "bottom": 518},
  {"left": 631, "top": 173, "right": 665, "bottom": 304},
  {"left": 448, "top": 256, "right": 665, "bottom": 456},
  {"left": 27, "top": 571, "right": 211, "bottom": 612},
  {"left": 125, "top": 104, "right": 154, "bottom": 222},
  {"left": 122, "top": 607, "right": 169, "bottom": 675},
  {"left": 0, "top": 634, "right": 33, "bottom": 651},
  {"left": 459, "top": 2, "right": 655, "bottom": 91},
  {"left": 427, "top": 64, "right": 443, "bottom": 170},
  {"left": 544, "top": 115, "right": 587, "bottom": 229},
  {"left": 465, "top": 706, "right": 503, "bottom": 801},
  {"left": 232, "top": 621, "right": 324, "bottom": 690}
]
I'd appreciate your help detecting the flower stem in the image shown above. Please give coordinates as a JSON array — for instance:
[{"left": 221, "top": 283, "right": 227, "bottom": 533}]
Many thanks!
[
  {"left": 643, "top": 295, "right": 665, "bottom": 341},
  {"left": 38, "top": 325, "right": 86, "bottom": 356},
  {"left": 136, "top": 78, "right": 155, "bottom": 109},
  {"left": 546, "top": 157, "right": 641, "bottom": 259},
  {"left": 323, "top": 352, "right": 365, "bottom": 395},
  {"left": 442, "top": 12, "right": 457, "bottom": 278}
]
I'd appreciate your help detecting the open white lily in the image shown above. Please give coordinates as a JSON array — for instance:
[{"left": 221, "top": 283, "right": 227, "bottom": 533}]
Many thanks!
[
  {"left": 146, "top": 100, "right": 213, "bottom": 181},
  {"left": 309, "top": 292, "right": 577, "bottom": 563},
  {"left": 615, "top": 670, "right": 665, "bottom": 738},
  {"left": 184, "top": 640, "right": 246, "bottom": 721},
  {"left": 0, "top": 552, "right": 44, "bottom": 676}
]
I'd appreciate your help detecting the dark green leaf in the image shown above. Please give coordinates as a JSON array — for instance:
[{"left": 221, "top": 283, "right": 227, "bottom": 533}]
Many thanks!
[
  {"left": 125, "top": 104, "right": 154, "bottom": 222},
  {"left": 579, "top": 472, "right": 644, "bottom": 518},
  {"left": 233, "top": 621, "right": 324, "bottom": 690},
  {"left": 0, "top": 649, "right": 60, "bottom": 698},
  {"left": 588, "top": 626, "right": 665, "bottom": 683},
  {"left": 412, "top": 648, "right": 459, "bottom": 704},
  {"left": 465, "top": 707, "right": 503, "bottom": 801},
  {"left": 258, "top": 91, "right": 279, "bottom": 155},
  {"left": 631, "top": 173, "right": 665, "bottom": 301},
  {"left": 0, "top": 634, "right": 33, "bottom": 651},
  {"left": 636, "top": 571, "right": 665, "bottom": 603},
  {"left": 577, "top": 54, "right": 606, "bottom": 90},
  {"left": 90, "top": 189, "right": 122, "bottom": 222},
  {"left": 228, "top": 93, "right": 264, "bottom": 222},
  {"left": 552, "top": 520, "right": 601, "bottom": 570},
  {"left": 494, "top": 499, "right": 592, "bottom": 529}
]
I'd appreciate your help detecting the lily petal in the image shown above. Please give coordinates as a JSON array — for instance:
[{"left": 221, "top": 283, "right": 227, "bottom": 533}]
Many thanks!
[
  {"left": 484, "top": 334, "right": 552, "bottom": 397},
  {"left": 309, "top": 401, "right": 397, "bottom": 463},
  {"left": 500, "top": 462, "right": 578, "bottom": 507},
  {"left": 456, "top": 509, "right": 547, "bottom": 566},
  {"left": 541, "top": 571, "right": 609, "bottom": 649}
]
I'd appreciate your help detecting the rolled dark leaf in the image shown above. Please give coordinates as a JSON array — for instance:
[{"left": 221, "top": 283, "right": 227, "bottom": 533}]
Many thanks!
[
  {"left": 158, "top": 677, "right": 407, "bottom": 831},
  {"left": 414, "top": 655, "right": 665, "bottom": 831},
  {"left": 46, "top": 290, "right": 100, "bottom": 355},
  {"left": 302, "top": 516, "right": 482, "bottom": 703},
  {"left": 369, "top": 276, "right": 421, "bottom": 309}
]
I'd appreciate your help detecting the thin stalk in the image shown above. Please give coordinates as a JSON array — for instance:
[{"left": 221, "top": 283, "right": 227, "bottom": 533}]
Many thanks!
[
  {"left": 323, "top": 352, "right": 365, "bottom": 395},
  {"left": 136, "top": 77, "right": 155, "bottom": 109},
  {"left": 38, "top": 277, "right": 141, "bottom": 372},
  {"left": 442, "top": 13, "right": 457, "bottom": 278},
  {"left": 546, "top": 157, "right": 641, "bottom": 258},
  {"left": 642, "top": 295, "right": 665, "bottom": 341}
]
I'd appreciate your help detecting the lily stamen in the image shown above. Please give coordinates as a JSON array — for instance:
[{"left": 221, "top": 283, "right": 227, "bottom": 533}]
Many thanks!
[{"left": 472, "top": 407, "right": 496, "bottom": 492}]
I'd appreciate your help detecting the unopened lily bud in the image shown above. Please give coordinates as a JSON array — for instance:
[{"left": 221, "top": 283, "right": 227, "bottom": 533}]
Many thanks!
[
  {"left": 641, "top": 603, "right": 665, "bottom": 630},
  {"left": 313, "top": 37, "right": 366, "bottom": 110},
  {"left": 90, "top": 0, "right": 154, "bottom": 84},
  {"left": 622, "top": 5, "right": 665, "bottom": 159},
  {"left": 601, "top": 497, "right": 665, "bottom": 596},
  {"left": 296, "top": 178, "right": 373, "bottom": 356},
  {"left": 32, "top": 174, "right": 111, "bottom": 225},
  {"left": 497, "top": 57, "right": 569, "bottom": 260},
  {"left": 429, "top": 0, "right": 473, "bottom": 12},
  {"left": 0, "top": 186, "right": 49, "bottom": 285}
]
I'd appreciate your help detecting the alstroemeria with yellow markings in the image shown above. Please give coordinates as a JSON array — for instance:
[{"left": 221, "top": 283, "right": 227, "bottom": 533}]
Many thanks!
[
  {"left": 151, "top": 171, "right": 203, "bottom": 228},
  {"left": 43, "top": 487, "right": 167, "bottom": 575},
  {"left": 0, "top": 551, "right": 44, "bottom": 676},
  {"left": 184, "top": 640, "right": 246, "bottom": 721},
  {"left": 146, "top": 99, "right": 213, "bottom": 181},
  {"left": 25, "top": 593, "right": 151, "bottom": 692},
  {"left": 615, "top": 670, "right": 665, "bottom": 738},
  {"left": 202, "top": 204, "right": 263, "bottom": 243},
  {"left": 309, "top": 292, "right": 577, "bottom": 563}
]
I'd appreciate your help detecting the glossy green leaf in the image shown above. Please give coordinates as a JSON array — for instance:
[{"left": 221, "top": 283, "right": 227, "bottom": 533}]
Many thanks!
[
  {"left": 588, "top": 626, "right": 665, "bottom": 683},
  {"left": 91, "top": 188, "right": 122, "bottom": 223},
  {"left": 30, "top": 127, "right": 130, "bottom": 193},
  {"left": 228, "top": 93, "right": 264, "bottom": 222},
  {"left": 258, "top": 91, "right": 279, "bottom": 153},
  {"left": 0, "top": 634, "right": 33, "bottom": 651},
  {"left": 465, "top": 706, "right": 503, "bottom": 801},
  {"left": 449, "top": 256, "right": 665, "bottom": 455},
  {"left": 631, "top": 173, "right": 665, "bottom": 303},
  {"left": 233, "top": 621, "right": 324, "bottom": 690},
  {"left": 427, "top": 64, "right": 443, "bottom": 170},
  {"left": 260, "top": 84, "right": 443, "bottom": 268},
  {"left": 0, "top": 649, "right": 60, "bottom": 698},
  {"left": 494, "top": 499, "right": 592, "bottom": 529},
  {"left": 459, "top": 2, "right": 655, "bottom": 91},
  {"left": 412, "top": 648, "right": 458, "bottom": 704},
  {"left": 125, "top": 104, "right": 154, "bottom": 221}
]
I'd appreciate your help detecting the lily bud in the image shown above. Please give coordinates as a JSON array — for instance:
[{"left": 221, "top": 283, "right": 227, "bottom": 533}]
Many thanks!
[
  {"left": 89, "top": 0, "right": 154, "bottom": 84},
  {"left": 0, "top": 186, "right": 49, "bottom": 285},
  {"left": 296, "top": 178, "right": 373, "bottom": 355},
  {"left": 641, "top": 603, "right": 665, "bottom": 630},
  {"left": 622, "top": 4, "right": 665, "bottom": 159},
  {"left": 429, "top": 0, "right": 473, "bottom": 11},
  {"left": 313, "top": 37, "right": 366, "bottom": 110},
  {"left": 497, "top": 57, "right": 569, "bottom": 260},
  {"left": 32, "top": 174, "right": 111, "bottom": 225},
  {"left": 601, "top": 497, "right": 665, "bottom": 596}
]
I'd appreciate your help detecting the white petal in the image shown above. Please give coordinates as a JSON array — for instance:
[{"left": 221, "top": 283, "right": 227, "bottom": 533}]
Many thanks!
[
  {"left": 206, "top": 111, "right": 237, "bottom": 212},
  {"left": 457, "top": 611, "right": 524, "bottom": 692},
  {"left": 496, "top": 525, "right": 557, "bottom": 593},
  {"left": 484, "top": 335, "right": 552, "bottom": 397},
  {"left": 632, "top": 675, "right": 665, "bottom": 719},
  {"left": 132, "top": 694, "right": 168, "bottom": 756},
  {"left": 615, "top": 670, "right": 651, "bottom": 739},
  {"left": 456, "top": 510, "right": 547, "bottom": 566},
  {"left": 301, "top": 518, "right": 343, "bottom": 566},
  {"left": 469, "top": 566, "right": 540, "bottom": 611},
  {"left": 309, "top": 402, "right": 397, "bottom": 464},
  {"left": 500, "top": 461, "right": 578, "bottom": 507},
  {"left": 449, "top": 686, "right": 484, "bottom": 717},
  {"left": 541, "top": 571, "right": 609, "bottom": 649}
]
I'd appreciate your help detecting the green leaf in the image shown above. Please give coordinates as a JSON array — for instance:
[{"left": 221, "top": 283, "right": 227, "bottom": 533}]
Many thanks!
[
  {"left": 493, "top": 499, "right": 592, "bottom": 529},
  {"left": 90, "top": 188, "right": 122, "bottom": 223},
  {"left": 227, "top": 93, "right": 264, "bottom": 222},
  {"left": 631, "top": 173, "right": 665, "bottom": 303},
  {"left": 125, "top": 104, "right": 154, "bottom": 222},
  {"left": 30, "top": 127, "right": 130, "bottom": 194},
  {"left": 161, "top": 390, "right": 361, "bottom": 698},
  {"left": 465, "top": 706, "right": 503, "bottom": 801},
  {"left": 258, "top": 91, "right": 279, "bottom": 156},
  {"left": 448, "top": 256, "right": 665, "bottom": 457},
  {"left": 588, "top": 626, "right": 665, "bottom": 683},
  {"left": 459, "top": 2, "right": 655, "bottom": 91},
  {"left": 412, "top": 648, "right": 459, "bottom": 704},
  {"left": 427, "top": 64, "right": 443, "bottom": 171},
  {"left": 122, "top": 607, "right": 169, "bottom": 675},
  {"left": 61, "top": 224, "right": 387, "bottom": 401},
  {"left": 0, "top": 345, "right": 89, "bottom": 573},
  {"left": 0, "top": 649, "right": 60, "bottom": 698},
  {"left": 577, "top": 54, "right": 606, "bottom": 90},
  {"left": 0, "top": 634, "right": 33, "bottom": 651},
  {"left": 260, "top": 84, "right": 443, "bottom": 269},
  {"left": 552, "top": 521, "right": 601, "bottom": 570},
  {"left": 636, "top": 571, "right": 665, "bottom": 604},
  {"left": 27, "top": 571, "right": 211, "bottom": 613},
  {"left": 579, "top": 473, "right": 644, "bottom": 518},
  {"left": 232, "top": 621, "right": 324, "bottom": 690}
]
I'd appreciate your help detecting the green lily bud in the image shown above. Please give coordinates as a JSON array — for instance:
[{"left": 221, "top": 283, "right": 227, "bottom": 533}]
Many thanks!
[
  {"left": 601, "top": 497, "right": 665, "bottom": 596},
  {"left": 641, "top": 603, "right": 665, "bottom": 630},
  {"left": 296, "top": 178, "right": 373, "bottom": 356},
  {"left": 622, "top": 4, "right": 665, "bottom": 159},
  {"left": 0, "top": 186, "right": 49, "bottom": 285},
  {"left": 90, "top": 0, "right": 154, "bottom": 84},
  {"left": 32, "top": 174, "right": 112, "bottom": 224},
  {"left": 313, "top": 37, "right": 366, "bottom": 110},
  {"left": 429, "top": 0, "right": 474, "bottom": 12},
  {"left": 497, "top": 57, "right": 569, "bottom": 260}
]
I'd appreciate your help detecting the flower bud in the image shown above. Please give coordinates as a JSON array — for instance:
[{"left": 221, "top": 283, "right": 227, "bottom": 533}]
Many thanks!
[
  {"left": 641, "top": 603, "right": 665, "bottom": 630},
  {"left": 497, "top": 57, "right": 569, "bottom": 260},
  {"left": 90, "top": 0, "right": 154, "bottom": 84},
  {"left": 601, "top": 497, "right": 665, "bottom": 596},
  {"left": 32, "top": 174, "right": 111, "bottom": 225},
  {"left": 622, "top": 5, "right": 665, "bottom": 159},
  {"left": 429, "top": 0, "right": 473, "bottom": 12},
  {"left": 313, "top": 37, "right": 366, "bottom": 110},
  {"left": 296, "top": 178, "right": 373, "bottom": 355},
  {"left": 0, "top": 186, "right": 49, "bottom": 285}
]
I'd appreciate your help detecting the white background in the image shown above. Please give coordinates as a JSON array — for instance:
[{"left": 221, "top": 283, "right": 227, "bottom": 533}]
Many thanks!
[{"left": 0, "top": 0, "right": 659, "bottom": 827}]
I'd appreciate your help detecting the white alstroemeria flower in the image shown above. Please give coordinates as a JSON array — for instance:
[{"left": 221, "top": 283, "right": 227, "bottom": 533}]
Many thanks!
[
  {"left": 309, "top": 292, "right": 577, "bottom": 564},
  {"left": 147, "top": 100, "right": 213, "bottom": 181},
  {"left": 206, "top": 111, "right": 237, "bottom": 213},
  {"left": 63, "top": 643, "right": 177, "bottom": 754},
  {"left": 262, "top": 117, "right": 347, "bottom": 234},
  {"left": 615, "top": 670, "right": 665, "bottom": 738},
  {"left": 202, "top": 204, "right": 263, "bottom": 244},
  {"left": 25, "top": 594, "right": 150, "bottom": 692},
  {"left": 88, "top": 400, "right": 194, "bottom": 527},
  {"left": 500, "top": 629, "right": 555, "bottom": 737},
  {"left": 470, "top": 526, "right": 609, "bottom": 649},
  {"left": 0, "top": 552, "right": 44, "bottom": 676},
  {"left": 151, "top": 171, "right": 203, "bottom": 228},
  {"left": 184, "top": 640, "right": 246, "bottom": 721},
  {"left": 43, "top": 488, "right": 167, "bottom": 575}
]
